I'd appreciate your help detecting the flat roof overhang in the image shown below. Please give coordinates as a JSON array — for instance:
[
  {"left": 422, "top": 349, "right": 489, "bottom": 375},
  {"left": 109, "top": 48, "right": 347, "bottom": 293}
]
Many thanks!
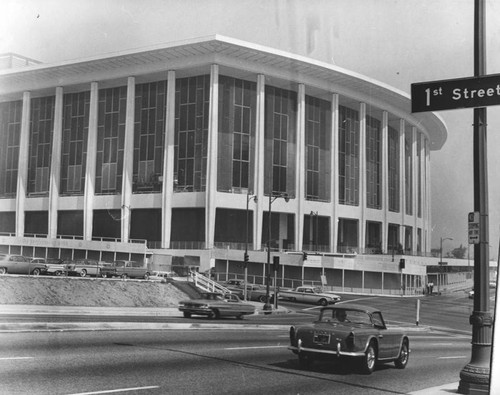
[{"left": 0, "top": 34, "right": 447, "bottom": 150}]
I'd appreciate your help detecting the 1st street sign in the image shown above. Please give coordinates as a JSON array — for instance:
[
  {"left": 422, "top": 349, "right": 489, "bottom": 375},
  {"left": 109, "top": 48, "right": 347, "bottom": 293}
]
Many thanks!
[{"left": 411, "top": 73, "right": 500, "bottom": 113}]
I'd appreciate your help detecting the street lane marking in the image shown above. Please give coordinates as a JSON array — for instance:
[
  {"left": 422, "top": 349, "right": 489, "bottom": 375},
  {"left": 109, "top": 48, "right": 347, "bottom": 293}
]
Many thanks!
[
  {"left": 70, "top": 386, "right": 160, "bottom": 394},
  {"left": 224, "top": 346, "right": 288, "bottom": 350},
  {"left": 437, "top": 356, "right": 467, "bottom": 359},
  {"left": 0, "top": 357, "right": 34, "bottom": 360}
]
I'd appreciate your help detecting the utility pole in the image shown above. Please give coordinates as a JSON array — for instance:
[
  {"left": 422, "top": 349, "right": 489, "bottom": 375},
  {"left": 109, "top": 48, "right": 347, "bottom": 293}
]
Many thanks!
[{"left": 459, "top": 0, "right": 492, "bottom": 392}]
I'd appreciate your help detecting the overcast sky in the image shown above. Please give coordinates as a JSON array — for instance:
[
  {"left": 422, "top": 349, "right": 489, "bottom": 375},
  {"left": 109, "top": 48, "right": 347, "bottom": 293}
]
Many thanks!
[{"left": 1, "top": 0, "right": 499, "bottom": 259}]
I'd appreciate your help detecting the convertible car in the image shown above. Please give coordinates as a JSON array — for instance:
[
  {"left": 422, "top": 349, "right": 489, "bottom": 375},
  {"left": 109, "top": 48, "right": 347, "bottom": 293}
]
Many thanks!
[
  {"left": 288, "top": 304, "right": 410, "bottom": 374},
  {"left": 178, "top": 292, "right": 256, "bottom": 319}
]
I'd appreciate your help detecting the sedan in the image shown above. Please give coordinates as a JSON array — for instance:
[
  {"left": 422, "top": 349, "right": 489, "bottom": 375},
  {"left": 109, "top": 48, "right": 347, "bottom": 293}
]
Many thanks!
[
  {"left": 289, "top": 304, "right": 410, "bottom": 374},
  {"left": 178, "top": 292, "right": 256, "bottom": 319},
  {"left": 0, "top": 254, "right": 47, "bottom": 275}
]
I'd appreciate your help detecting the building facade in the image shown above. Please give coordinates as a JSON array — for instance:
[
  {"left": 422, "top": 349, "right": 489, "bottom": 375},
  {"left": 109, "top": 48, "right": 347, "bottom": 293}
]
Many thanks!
[{"left": 0, "top": 36, "right": 449, "bottom": 293}]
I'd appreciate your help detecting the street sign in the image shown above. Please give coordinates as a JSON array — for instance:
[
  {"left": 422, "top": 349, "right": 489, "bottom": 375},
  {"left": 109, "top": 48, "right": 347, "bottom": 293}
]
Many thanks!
[
  {"left": 468, "top": 211, "right": 480, "bottom": 244},
  {"left": 411, "top": 73, "right": 500, "bottom": 113}
]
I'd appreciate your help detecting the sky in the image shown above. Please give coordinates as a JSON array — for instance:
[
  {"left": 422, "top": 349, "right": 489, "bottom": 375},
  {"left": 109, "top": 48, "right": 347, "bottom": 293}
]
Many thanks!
[{"left": 0, "top": 0, "right": 499, "bottom": 260}]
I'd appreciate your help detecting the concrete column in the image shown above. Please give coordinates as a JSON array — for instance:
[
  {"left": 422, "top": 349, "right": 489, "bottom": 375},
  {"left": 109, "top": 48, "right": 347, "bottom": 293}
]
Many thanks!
[
  {"left": 48, "top": 87, "right": 64, "bottom": 238},
  {"left": 162, "top": 70, "right": 176, "bottom": 249},
  {"left": 399, "top": 119, "right": 406, "bottom": 247},
  {"left": 205, "top": 64, "right": 219, "bottom": 249},
  {"left": 295, "top": 84, "right": 306, "bottom": 252},
  {"left": 381, "top": 111, "right": 389, "bottom": 253},
  {"left": 15, "top": 91, "right": 31, "bottom": 237},
  {"left": 254, "top": 74, "right": 266, "bottom": 250},
  {"left": 359, "top": 102, "right": 366, "bottom": 252},
  {"left": 83, "top": 82, "right": 99, "bottom": 241},
  {"left": 331, "top": 93, "right": 339, "bottom": 253},
  {"left": 412, "top": 127, "right": 418, "bottom": 253},
  {"left": 425, "top": 139, "right": 431, "bottom": 253},
  {"left": 121, "top": 77, "right": 135, "bottom": 243}
]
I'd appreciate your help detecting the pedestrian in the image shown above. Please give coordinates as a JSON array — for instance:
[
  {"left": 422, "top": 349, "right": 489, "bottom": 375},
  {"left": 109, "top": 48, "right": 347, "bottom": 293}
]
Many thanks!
[{"left": 429, "top": 281, "right": 434, "bottom": 294}]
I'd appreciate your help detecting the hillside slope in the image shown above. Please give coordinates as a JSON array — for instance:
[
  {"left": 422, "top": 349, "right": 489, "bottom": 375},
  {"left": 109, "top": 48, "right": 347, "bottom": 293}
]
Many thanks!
[{"left": 0, "top": 276, "right": 189, "bottom": 308}]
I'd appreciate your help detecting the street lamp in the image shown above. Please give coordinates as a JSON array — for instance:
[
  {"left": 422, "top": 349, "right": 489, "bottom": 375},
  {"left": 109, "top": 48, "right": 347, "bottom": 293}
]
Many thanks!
[
  {"left": 438, "top": 237, "right": 453, "bottom": 294},
  {"left": 244, "top": 191, "right": 257, "bottom": 301},
  {"left": 264, "top": 192, "right": 289, "bottom": 311}
]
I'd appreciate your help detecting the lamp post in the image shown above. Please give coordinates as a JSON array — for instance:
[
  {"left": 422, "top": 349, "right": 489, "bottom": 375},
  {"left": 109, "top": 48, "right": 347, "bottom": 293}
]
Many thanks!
[
  {"left": 438, "top": 237, "right": 453, "bottom": 294},
  {"left": 244, "top": 191, "right": 257, "bottom": 301},
  {"left": 264, "top": 192, "right": 289, "bottom": 311}
]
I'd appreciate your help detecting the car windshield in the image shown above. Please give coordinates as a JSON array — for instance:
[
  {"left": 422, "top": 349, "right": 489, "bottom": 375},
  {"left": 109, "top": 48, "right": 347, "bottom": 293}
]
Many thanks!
[{"left": 319, "top": 309, "right": 373, "bottom": 325}]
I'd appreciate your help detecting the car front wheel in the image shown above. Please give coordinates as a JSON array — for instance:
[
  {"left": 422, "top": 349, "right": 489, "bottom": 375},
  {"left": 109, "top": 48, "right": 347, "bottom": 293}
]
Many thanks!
[
  {"left": 183, "top": 312, "right": 191, "bottom": 318},
  {"left": 318, "top": 298, "right": 328, "bottom": 306},
  {"left": 361, "top": 341, "right": 377, "bottom": 374},
  {"left": 31, "top": 268, "right": 41, "bottom": 276},
  {"left": 395, "top": 339, "right": 409, "bottom": 369}
]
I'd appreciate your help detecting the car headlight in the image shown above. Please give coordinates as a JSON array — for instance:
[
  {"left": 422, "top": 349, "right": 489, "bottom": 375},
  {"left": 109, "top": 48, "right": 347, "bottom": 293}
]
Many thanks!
[{"left": 178, "top": 303, "right": 185, "bottom": 308}]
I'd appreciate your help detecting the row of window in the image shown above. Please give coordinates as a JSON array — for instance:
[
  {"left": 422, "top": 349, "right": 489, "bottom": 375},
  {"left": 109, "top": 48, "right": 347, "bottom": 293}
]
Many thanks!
[{"left": 0, "top": 75, "right": 427, "bottom": 214}]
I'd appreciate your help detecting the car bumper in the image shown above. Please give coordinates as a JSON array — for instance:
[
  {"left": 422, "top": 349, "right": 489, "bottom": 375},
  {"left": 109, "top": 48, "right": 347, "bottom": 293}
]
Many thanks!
[{"left": 288, "top": 341, "right": 365, "bottom": 358}]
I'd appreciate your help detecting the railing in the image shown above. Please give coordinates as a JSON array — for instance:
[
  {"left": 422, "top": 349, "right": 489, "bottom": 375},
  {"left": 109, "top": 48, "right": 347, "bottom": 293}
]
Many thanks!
[{"left": 190, "top": 271, "right": 231, "bottom": 294}]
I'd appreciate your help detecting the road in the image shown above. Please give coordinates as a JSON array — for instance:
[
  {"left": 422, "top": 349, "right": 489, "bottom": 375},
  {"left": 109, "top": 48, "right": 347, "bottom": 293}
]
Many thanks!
[{"left": 0, "top": 326, "right": 470, "bottom": 395}]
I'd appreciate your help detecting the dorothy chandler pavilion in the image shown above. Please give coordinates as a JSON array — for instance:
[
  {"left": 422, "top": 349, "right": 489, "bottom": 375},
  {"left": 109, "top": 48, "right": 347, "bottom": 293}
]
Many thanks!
[{"left": 0, "top": 35, "right": 462, "bottom": 295}]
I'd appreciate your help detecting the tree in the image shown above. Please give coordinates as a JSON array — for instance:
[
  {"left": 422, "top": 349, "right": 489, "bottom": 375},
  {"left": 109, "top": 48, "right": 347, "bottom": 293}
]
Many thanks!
[{"left": 450, "top": 244, "right": 467, "bottom": 259}]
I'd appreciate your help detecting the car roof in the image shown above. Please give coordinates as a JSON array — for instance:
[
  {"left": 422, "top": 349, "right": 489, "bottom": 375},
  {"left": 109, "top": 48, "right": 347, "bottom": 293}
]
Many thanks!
[{"left": 322, "top": 303, "right": 381, "bottom": 314}]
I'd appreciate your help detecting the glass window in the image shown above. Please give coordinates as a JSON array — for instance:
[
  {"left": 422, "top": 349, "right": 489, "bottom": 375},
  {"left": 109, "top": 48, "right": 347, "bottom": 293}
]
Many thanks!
[
  {"left": 366, "top": 115, "right": 381, "bottom": 209},
  {"left": 339, "top": 106, "right": 359, "bottom": 206}
]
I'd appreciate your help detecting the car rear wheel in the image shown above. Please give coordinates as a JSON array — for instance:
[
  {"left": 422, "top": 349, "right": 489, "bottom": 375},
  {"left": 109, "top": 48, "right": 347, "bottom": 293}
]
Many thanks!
[
  {"left": 394, "top": 339, "right": 409, "bottom": 369},
  {"left": 144, "top": 273, "right": 150, "bottom": 280},
  {"left": 183, "top": 312, "right": 191, "bottom": 318},
  {"left": 121, "top": 274, "right": 128, "bottom": 279},
  {"left": 258, "top": 295, "right": 267, "bottom": 303},
  {"left": 0, "top": 267, "right": 7, "bottom": 275},
  {"left": 360, "top": 341, "right": 377, "bottom": 374},
  {"left": 236, "top": 313, "right": 244, "bottom": 320},
  {"left": 80, "top": 269, "right": 87, "bottom": 277},
  {"left": 55, "top": 271, "right": 63, "bottom": 276},
  {"left": 31, "top": 268, "right": 41, "bottom": 276}
]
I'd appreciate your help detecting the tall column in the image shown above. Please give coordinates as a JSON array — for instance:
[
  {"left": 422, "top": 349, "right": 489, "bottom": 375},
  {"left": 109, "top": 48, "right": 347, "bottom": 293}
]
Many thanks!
[
  {"left": 162, "top": 70, "right": 176, "bottom": 249},
  {"left": 48, "top": 87, "right": 64, "bottom": 239},
  {"left": 83, "top": 82, "right": 99, "bottom": 241},
  {"left": 399, "top": 119, "right": 406, "bottom": 248},
  {"left": 205, "top": 64, "right": 219, "bottom": 249},
  {"left": 295, "top": 84, "right": 305, "bottom": 252},
  {"left": 254, "top": 74, "right": 266, "bottom": 250},
  {"left": 331, "top": 93, "right": 339, "bottom": 253},
  {"left": 412, "top": 127, "right": 418, "bottom": 253},
  {"left": 15, "top": 91, "right": 31, "bottom": 237},
  {"left": 121, "top": 77, "right": 135, "bottom": 243},
  {"left": 359, "top": 103, "right": 366, "bottom": 252},
  {"left": 425, "top": 139, "right": 431, "bottom": 252},
  {"left": 381, "top": 111, "right": 389, "bottom": 253}
]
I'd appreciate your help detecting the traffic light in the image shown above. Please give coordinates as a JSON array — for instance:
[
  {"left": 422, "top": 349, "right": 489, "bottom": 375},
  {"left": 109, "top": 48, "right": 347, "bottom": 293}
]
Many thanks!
[
  {"left": 243, "top": 252, "right": 249, "bottom": 263},
  {"left": 303, "top": 252, "right": 308, "bottom": 261},
  {"left": 399, "top": 258, "right": 405, "bottom": 270},
  {"left": 273, "top": 256, "right": 280, "bottom": 272}
]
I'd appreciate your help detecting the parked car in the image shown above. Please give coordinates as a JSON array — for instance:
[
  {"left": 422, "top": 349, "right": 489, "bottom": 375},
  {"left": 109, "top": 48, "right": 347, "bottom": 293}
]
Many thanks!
[
  {"left": 0, "top": 254, "right": 47, "bottom": 275},
  {"left": 40, "top": 258, "right": 69, "bottom": 276},
  {"left": 288, "top": 304, "right": 410, "bottom": 374},
  {"left": 101, "top": 260, "right": 150, "bottom": 279},
  {"left": 279, "top": 285, "right": 341, "bottom": 306},
  {"left": 148, "top": 271, "right": 177, "bottom": 283},
  {"left": 178, "top": 292, "right": 256, "bottom": 319},
  {"left": 67, "top": 259, "right": 108, "bottom": 277},
  {"left": 223, "top": 279, "right": 246, "bottom": 287}
]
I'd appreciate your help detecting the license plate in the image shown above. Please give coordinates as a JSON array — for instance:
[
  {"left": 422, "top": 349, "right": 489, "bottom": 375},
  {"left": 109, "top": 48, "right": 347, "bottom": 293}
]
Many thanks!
[{"left": 313, "top": 332, "right": 330, "bottom": 344}]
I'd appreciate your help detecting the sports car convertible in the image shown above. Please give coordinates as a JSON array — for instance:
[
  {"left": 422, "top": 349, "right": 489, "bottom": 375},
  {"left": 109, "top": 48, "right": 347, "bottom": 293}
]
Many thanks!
[{"left": 288, "top": 304, "right": 410, "bottom": 374}]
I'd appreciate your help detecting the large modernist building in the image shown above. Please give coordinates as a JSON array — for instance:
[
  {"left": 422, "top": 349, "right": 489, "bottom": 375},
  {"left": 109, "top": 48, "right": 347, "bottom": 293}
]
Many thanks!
[{"left": 0, "top": 36, "right": 450, "bottom": 293}]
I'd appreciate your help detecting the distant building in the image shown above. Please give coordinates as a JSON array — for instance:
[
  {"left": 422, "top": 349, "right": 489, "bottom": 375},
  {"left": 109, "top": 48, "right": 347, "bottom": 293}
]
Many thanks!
[{"left": 0, "top": 36, "right": 450, "bottom": 294}]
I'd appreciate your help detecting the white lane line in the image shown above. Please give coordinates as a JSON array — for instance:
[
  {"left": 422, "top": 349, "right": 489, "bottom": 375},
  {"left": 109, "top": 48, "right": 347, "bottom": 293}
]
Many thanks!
[
  {"left": 0, "top": 357, "right": 34, "bottom": 360},
  {"left": 437, "top": 356, "right": 467, "bottom": 360},
  {"left": 70, "top": 386, "right": 160, "bottom": 395},
  {"left": 224, "top": 345, "right": 288, "bottom": 350}
]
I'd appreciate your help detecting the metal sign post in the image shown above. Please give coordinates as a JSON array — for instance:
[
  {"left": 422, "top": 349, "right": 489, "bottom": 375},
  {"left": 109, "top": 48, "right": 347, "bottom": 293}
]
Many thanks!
[{"left": 411, "top": 1, "right": 492, "bottom": 392}]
